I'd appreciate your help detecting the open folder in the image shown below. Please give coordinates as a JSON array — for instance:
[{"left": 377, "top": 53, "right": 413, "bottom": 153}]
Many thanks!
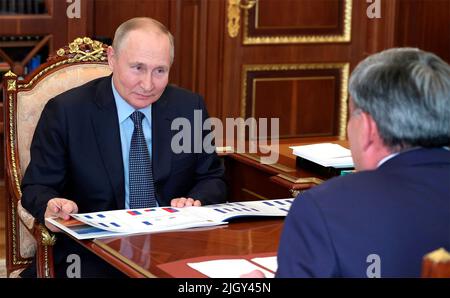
[{"left": 46, "top": 198, "right": 293, "bottom": 240}]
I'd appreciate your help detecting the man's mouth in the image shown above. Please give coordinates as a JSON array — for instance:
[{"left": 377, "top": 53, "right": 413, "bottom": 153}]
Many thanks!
[{"left": 134, "top": 93, "right": 152, "bottom": 98}]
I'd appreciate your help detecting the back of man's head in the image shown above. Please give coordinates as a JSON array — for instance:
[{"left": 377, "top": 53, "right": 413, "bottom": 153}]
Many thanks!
[{"left": 349, "top": 48, "right": 450, "bottom": 150}]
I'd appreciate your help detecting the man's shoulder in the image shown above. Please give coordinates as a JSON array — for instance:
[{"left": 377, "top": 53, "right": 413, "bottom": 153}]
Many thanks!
[
  {"left": 164, "top": 84, "right": 199, "bottom": 98},
  {"left": 163, "top": 84, "right": 202, "bottom": 105},
  {"left": 51, "top": 75, "right": 110, "bottom": 105},
  {"left": 158, "top": 85, "right": 205, "bottom": 114},
  {"left": 301, "top": 170, "right": 384, "bottom": 205}
]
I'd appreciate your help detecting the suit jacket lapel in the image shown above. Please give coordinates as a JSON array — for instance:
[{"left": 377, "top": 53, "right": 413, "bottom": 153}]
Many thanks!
[
  {"left": 152, "top": 88, "right": 174, "bottom": 184},
  {"left": 91, "top": 76, "right": 125, "bottom": 209}
]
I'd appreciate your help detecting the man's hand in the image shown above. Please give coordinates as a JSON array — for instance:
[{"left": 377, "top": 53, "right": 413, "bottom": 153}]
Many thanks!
[
  {"left": 240, "top": 269, "right": 266, "bottom": 278},
  {"left": 170, "top": 197, "right": 201, "bottom": 207},
  {"left": 44, "top": 198, "right": 79, "bottom": 232}
]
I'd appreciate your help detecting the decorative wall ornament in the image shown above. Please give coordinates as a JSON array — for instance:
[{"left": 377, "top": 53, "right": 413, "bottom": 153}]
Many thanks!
[{"left": 227, "top": 0, "right": 257, "bottom": 38}]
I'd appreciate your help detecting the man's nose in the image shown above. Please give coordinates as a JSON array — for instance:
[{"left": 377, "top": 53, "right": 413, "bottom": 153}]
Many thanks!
[{"left": 140, "top": 73, "right": 153, "bottom": 92}]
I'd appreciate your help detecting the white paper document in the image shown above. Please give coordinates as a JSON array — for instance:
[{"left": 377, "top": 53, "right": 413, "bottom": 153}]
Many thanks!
[
  {"left": 251, "top": 256, "right": 278, "bottom": 272},
  {"left": 46, "top": 198, "right": 293, "bottom": 240},
  {"left": 187, "top": 258, "right": 275, "bottom": 278},
  {"left": 290, "top": 143, "right": 354, "bottom": 168}
]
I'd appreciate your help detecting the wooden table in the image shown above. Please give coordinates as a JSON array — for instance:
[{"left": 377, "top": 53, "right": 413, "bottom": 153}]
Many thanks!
[
  {"left": 82, "top": 218, "right": 284, "bottom": 277},
  {"left": 79, "top": 137, "right": 348, "bottom": 278}
]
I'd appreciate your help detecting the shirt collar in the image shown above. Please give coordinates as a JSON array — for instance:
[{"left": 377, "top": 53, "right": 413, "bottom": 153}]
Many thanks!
[
  {"left": 377, "top": 147, "right": 423, "bottom": 168},
  {"left": 377, "top": 152, "right": 399, "bottom": 168},
  {"left": 111, "top": 78, "right": 152, "bottom": 123}
]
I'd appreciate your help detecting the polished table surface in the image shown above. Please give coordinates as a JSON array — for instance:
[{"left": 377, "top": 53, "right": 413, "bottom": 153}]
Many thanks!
[{"left": 82, "top": 218, "right": 284, "bottom": 277}]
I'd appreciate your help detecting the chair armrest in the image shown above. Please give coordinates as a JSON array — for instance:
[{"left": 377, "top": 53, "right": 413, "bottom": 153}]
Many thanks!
[{"left": 33, "top": 224, "right": 56, "bottom": 278}]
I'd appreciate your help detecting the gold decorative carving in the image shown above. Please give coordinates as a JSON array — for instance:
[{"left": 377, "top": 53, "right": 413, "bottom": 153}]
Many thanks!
[
  {"left": 424, "top": 248, "right": 450, "bottom": 263},
  {"left": 40, "top": 225, "right": 56, "bottom": 246},
  {"left": 227, "top": 0, "right": 241, "bottom": 38},
  {"left": 277, "top": 174, "right": 324, "bottom": 185},
  {"left": 241, "top": 63, "right": 350, "bottom": 139},
  {"left": 43, "top": 245, "right": 51, "bottom": 277},
  {"left": 4, "top": 70, "right": 17, "bottom": 77},
  {"left": 56, "top": 48, "right": 65, "bottom": 56},
  {"left": 8, "top": 94, "right": 32, "bottom": 267},
  {"left": 290, "top": 189, "right": 300, "bottom": 198},
  {"left": 7, "top": 79, "right": 16, "bottom": 91},
  {"left": 18, "top": 60, "right": 72, "bottom": 89},
  {"left": 227, "top": 0, "right": 257, "bottom": 38},
  {"left": 38, "top": 225, "right": 55, "bottom": 277},
  {"left": 240, "top": 0, "right": 256, "bottom": 9},
  {"left": 9, "top": 95, "right": 22, "bottom": 196},
  {"left": 10, "top": 201, "right": 31, "bottom": 266},
  {"left": 19, "top": 38, "right": 108, "bottom": 90},
  {"left": 56, "top": 37, "right": 107, "bottom": 62},
  {"left": 339, "top": 63, "right": 350, "bottom": 139},
  {"left": 243, "top": 0, "right": 352, "bottom": 44}
]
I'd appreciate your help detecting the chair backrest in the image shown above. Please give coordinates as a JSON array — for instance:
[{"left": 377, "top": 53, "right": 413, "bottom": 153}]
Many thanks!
[
  {"left": 422, "top": 248, "right": 450, "bottom": 278},
  {"left": 3, "top": 37, "right": 111, "bottom": 276}
]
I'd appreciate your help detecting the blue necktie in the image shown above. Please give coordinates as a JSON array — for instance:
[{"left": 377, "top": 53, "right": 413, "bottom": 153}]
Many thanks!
[{"left": 129, "top": 111, "right": 157, "bottom": 208}]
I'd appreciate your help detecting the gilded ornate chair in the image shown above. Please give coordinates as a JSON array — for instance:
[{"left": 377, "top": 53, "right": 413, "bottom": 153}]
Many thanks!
[
  {"left": 422, "top": 248, "right": 450, "bottom": 278},
  {"left": 3, "top": 37, "right": 111, "bottom": 277}
]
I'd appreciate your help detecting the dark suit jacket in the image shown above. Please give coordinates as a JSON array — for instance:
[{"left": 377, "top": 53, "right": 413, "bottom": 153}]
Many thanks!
[
  {"left": 20, "top": 75, "right": 227, "bottom": 277},
  {"left": 276, "top": 148, "right": 450, "bottom": 277}
]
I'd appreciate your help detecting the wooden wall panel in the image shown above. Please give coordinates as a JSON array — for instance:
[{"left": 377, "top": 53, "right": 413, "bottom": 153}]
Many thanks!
[
  {"left": 196, "top": 0, "right": 226, "bottom": 118},
  {"left": 221, "top": 0, "right": 364, "bottom": 141},
  {"left": 68, "top": 0, "right": 95, "bottom": 42},
  {"left": 245, "top": 0, "right": 351, "bottom": 44},
  {"left": 35, "top": 0, "right": 449, "bottom": 127},
  {"left": 242, "top": 64, "right": 347, "bottom": 138},
  {"left": 250, "top": 0, "right": 342, "bottom": 35},
  {"left": 395, "top": 0, "right": 450, "bottom": 63},
  {"left": 94, "top": 0, "right": 171, "bottom": 41},
  {"left": 253, "top": 78, "right": 336, "bottom": 138},
  {"left": 170, "top": 0, "right": 201, "bottom": 92}
]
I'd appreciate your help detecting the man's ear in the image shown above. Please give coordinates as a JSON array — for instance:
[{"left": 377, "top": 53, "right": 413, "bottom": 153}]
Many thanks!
[
  {"left": 107, "top": 46, "right": 115, "bottom": 70},
  {"left": 359, "top": 112, "right": 378, "bottom": 152},
  {"left": 361, "top": 111, "right": 386, "bottom": 154}
]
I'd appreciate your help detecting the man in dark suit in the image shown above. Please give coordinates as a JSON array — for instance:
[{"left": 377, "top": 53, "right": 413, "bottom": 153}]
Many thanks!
[
  {"left": 276, "top": 48, "right": 450, "bottom": 277},
  {"left": 243, "top": 48, "right": 450, "bottom": 278},
  {"left": 21, "top": 17, "right": 226, "bottom": 277}
]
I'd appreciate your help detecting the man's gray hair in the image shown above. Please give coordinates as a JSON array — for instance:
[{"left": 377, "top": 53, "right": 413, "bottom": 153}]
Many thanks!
[
  {"left": 349, "top": 48, "right": 450, "bottom": 150},
  {"left": 112, "top": 17, "right": 175, "bottom": 65}
]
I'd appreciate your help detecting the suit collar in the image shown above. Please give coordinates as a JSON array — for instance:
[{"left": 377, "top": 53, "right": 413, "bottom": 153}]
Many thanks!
[
  {"left": 91, "top": 76, "right": 125, "bottom": 209},
  {"left": 151, "top": 86, "right": 177, "bottom": 183},
  {"left": 93, "top": 74, "right": 116, "bottom": 110},
  {"left": 380, "top": 147, "right": 450, "bottom": 169}
]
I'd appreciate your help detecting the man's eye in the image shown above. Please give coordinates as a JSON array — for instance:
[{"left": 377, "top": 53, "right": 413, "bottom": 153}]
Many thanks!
[
  {"left": 132, "top": 65, "right": 142, "bottom": 71},
  {"left": 156, "top": 68, "right": 166, "bottom": 74}
]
